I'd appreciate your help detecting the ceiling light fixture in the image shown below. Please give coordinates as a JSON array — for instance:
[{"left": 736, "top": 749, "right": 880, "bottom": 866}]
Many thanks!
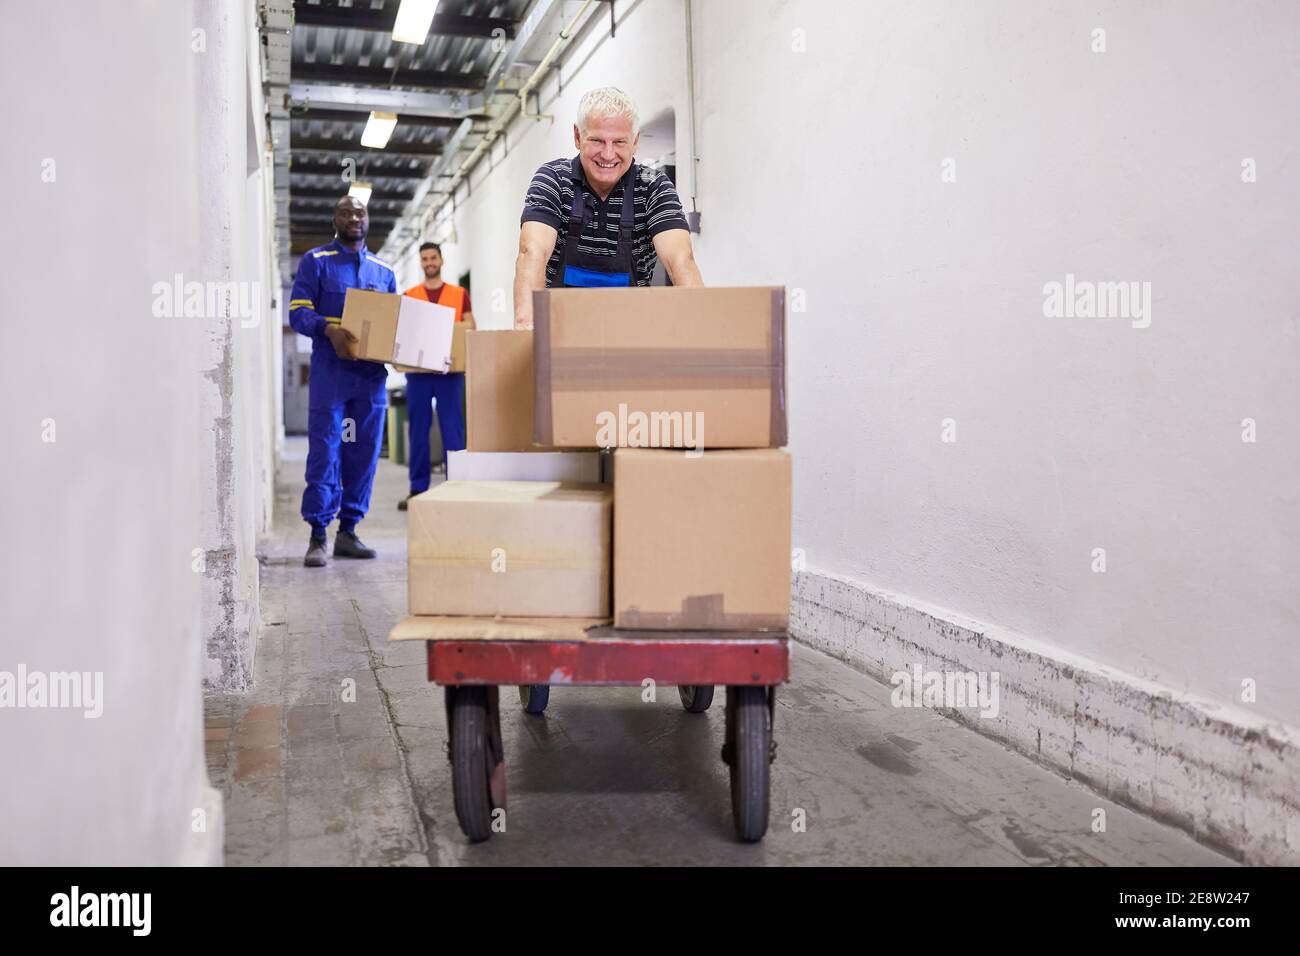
[
  {"left": 348, "top": 182, "right": 373, "bottom": 205},
  {"left": 361, "top": 111, "right": 398, "bottom": 149},
  {"left": 392, "top": 0, "right": 438, "bottom": 45}
]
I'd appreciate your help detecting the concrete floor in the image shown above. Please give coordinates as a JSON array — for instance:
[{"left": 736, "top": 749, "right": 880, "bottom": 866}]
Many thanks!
[{"left": 204, "top": 436, "right": 1235, "bottom": 867}]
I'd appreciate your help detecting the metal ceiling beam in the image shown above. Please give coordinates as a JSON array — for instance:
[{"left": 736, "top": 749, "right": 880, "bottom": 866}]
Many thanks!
[
  {"left": 290, "top": 136, "right": 442, "bottom": 157},
  {"left": 292, "top": 62, "right": 487, "bottom": 92},
  {"left": 287, "top": 83, "right": 484, "bottom": 119},
  {"left": 288, "top": 159, "right": 429, "bottom": 179},
  {"left": 291, "top": 185, "right": 416, "bottom": 200},
  {"left": 291, "top": 197, "right": 408, "bottom": 211},
  {"left": 292, "top": 4, "right": 517, "bottom": 40},
  {"left": 291, "top": 205, "right": 407, "bottom": 218},
  {"left": 285, "top": 106, "right": 462, "bottom": 129}
]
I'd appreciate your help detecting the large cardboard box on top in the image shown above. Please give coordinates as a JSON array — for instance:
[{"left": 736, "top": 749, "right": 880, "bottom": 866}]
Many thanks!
[
  {"left": 341, "top": 288, "right": 455, "bottom": 372},
  {"left": 533, "top": 286, "right": 787, "bottom": 450},
  {"left": 614, "top": 448, "right": 791, "bottom": 630},
  {"left": 408, "top": 480, "right": 611, "bottom": 617},
  {"left": 466, "top": 329, "right": 554, "bottom": 451}
]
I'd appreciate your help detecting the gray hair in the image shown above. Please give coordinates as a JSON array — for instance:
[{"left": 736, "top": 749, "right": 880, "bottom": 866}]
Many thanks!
[{"left": 576, "top": 87, "right": 640, "bottom": 136}]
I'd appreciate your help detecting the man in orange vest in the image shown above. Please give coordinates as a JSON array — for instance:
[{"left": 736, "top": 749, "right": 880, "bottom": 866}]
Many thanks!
[{"left": 398, "top": 241, "right": 475, "bottom": 510}]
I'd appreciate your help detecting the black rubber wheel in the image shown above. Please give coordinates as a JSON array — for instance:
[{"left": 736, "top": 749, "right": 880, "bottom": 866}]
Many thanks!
[
  {"left": 678, "top": 684, "right": 714, "bottom": 713},
  {"left": 450, "top": 687, "right": 493, "bottom": 842},
  {"left": 519, "top": 684, "right": 549, "bottom": 714},
  {"left": 727, "top": 686, "right": 771, "bottom": 842}
]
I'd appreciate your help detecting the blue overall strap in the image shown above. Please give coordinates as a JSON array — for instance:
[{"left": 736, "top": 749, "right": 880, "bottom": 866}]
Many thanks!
[
  {"left": 562, "top": 165, "right": 638, "bottom": 287},
  {"left": 616, "top": 164, "right": 636, "bottom": 259},
  {"left": 566, "top": 172, "right": 588, "bottom": 245}
]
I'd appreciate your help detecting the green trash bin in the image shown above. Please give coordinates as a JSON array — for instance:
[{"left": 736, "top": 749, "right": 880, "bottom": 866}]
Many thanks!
[{"left": 387, "top": 388, "right": 407, "bottom": 466}]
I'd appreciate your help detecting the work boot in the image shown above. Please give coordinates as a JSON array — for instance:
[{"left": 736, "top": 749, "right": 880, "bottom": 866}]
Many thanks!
[
  {"left": 304, "top": 536, "right": 328, "bottom": 568},
  {"left": 334, "top": 529, "right": 377, "bottom": 559}
]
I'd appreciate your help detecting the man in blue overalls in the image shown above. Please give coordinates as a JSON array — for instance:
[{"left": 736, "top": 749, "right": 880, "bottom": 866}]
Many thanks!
[
  {"left": 513, "top": 86, "right": 703, "bottom": 321},
  {"left": 288, "top": 197, "right": 396, "bottom": 567}
]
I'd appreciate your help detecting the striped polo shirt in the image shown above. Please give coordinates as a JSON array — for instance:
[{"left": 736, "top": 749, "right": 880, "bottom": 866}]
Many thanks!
[{"left": 520, "top": 156, "right": 690, "bottom": 287}]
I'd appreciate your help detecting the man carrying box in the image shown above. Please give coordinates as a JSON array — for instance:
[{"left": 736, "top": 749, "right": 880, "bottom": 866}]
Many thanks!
[
  {"left": 288, "top": 196, "right": 396, "bottom": 567},
  {"left": 513, "top": 87, "right": 703, "bottom": 325},
  {"left": 398, "top": 241, "right": 475, "bottom": 511}
]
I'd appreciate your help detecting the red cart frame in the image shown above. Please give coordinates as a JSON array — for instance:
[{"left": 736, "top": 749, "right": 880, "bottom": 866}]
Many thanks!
[{"left": 422, "top": 625, "right": 789, "bottom": 844}]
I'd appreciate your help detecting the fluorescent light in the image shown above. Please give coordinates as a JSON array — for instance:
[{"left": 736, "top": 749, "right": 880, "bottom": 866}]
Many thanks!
[
  {"left": 348, "top": 182, "right": 373, "bottom": 205},
  {"left": 392, "top": 0, "right": 438, "bottom": 45},
  {"left": 361, "top": 111, "right": 398, "bottom": 149}
]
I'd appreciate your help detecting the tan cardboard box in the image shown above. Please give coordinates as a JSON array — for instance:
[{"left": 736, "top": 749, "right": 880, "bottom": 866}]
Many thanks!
[
  {"left": 466, "top": 330, "right": 553, "bottom": 451},
  {"left": 408, "top": 480, "right": 611, "bottom": 617},
  {"left": 613, "top": 448, "right": 791, "bottom": 630},
  {"left": 532, "top": 286, "right": 787, "bottom": 450},
  {"left": 341, "top": 288, "right": 454, "bottom": 371},
  {"left": 448, "top": 322, "right": 467, "bottom": 372}
]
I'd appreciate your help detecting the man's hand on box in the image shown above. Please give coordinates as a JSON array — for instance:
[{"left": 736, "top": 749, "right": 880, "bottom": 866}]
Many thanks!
[{"left": 325, "top": 324, "right": 357, "bottom": 359}]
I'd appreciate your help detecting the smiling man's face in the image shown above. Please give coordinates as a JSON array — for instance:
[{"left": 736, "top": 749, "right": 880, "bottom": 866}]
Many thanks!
[
  {"left": 574, "top": 113, "right": 638, "bottom": 195},
  {"left": 333, "top": 197, "right": 368, "bottom": 243}
]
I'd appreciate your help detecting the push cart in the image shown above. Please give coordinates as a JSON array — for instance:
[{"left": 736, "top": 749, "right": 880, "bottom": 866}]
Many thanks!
[{"left": 388, "top": 616, "right": 790, "bottom": 843}]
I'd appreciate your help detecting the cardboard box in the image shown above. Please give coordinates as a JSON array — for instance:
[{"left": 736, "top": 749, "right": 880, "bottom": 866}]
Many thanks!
[
  {"left": 613, "top": 448, "right": 791, "bottom": 630},
  {"left": 389, "top": 615, "right": 609, "bottom": 643},
  {"left": 408, "top": 480, "right": 611, "bottom": 617},
  {"left": 532, "top": 286, "right": 787, "bottom": 450},
  {"left": 448, "top": 322, "right": 467, "bottom": 372},
  {"left": 341, "top": 288, "right": 454, "bottom": 372},
  {"left": 395, "top": 322, "right": 466, "bottom": 375},
  {"left": 446, "top": 450, "right": 600, "bottom": 482},
  {"left": 466, "top": 330, "right": 553, "bottom": 451}
]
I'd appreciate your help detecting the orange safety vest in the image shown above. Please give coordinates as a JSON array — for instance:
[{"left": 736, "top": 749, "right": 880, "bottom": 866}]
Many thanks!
[{"left": 404, "top": 282, "right": 467, "bottom": 322}]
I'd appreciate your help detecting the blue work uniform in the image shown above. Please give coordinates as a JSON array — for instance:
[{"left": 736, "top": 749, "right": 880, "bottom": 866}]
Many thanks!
[
  {"left": 288, "top": 240, "right": 397, "bottom": 537},
  {"left": 403, "top": 283, "right": 469, "bottom": 495},
  {"left": 560, "top": 165, "right": 636, "bottom": 287}
]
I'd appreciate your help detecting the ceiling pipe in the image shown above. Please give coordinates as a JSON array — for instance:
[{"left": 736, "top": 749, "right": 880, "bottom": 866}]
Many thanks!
[
  {"left": 683, "top": 0, "right": 701, "bottom": 232},
  {"left": 518, "top": 0, "right": 595, "bottom": 122}
]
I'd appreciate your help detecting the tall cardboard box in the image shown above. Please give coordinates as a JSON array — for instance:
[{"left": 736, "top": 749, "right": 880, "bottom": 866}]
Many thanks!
[
  {"left": 341, "top": 288, "right": 455, "bottom": 371},
  {"left": 409, "top": 480, "right": 611, "bottom": 617},
  {"left": 466, "top": 330, "right": 552, "bottom": 451},
  {"left": 614, "top": 448, "right": 791, "bottom": 630},
  {"left": 532, "top": 286, "right": 787, "bottom": 450}
]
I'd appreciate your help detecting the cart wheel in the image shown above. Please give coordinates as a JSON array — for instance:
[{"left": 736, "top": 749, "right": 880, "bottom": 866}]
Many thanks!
[
  {"left": 518, "top": 684, "right": 549, "bottom": 714},
  {"left": 449, "top": 686, "right": 494, "bottom": 842},
  {"left": 678, "top": 684, "right": 714, "bottom": 713},
  {"left": 726, "top": 686, "right": 771, "bottom": 842}
]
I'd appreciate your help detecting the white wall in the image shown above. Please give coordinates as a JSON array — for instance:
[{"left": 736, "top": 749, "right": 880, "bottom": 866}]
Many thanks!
[
  {"left": 428, "top": 0, "right": 1299, "bottom": 728},
  {"left": 0, "top": 0, "right": 280, "bottom": 863},
  {"left": 195, "top": 0, "right": 280, "bottom": 693},
  {"left": 0, "top": 0, "right": 222, "bottom": 864}
]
